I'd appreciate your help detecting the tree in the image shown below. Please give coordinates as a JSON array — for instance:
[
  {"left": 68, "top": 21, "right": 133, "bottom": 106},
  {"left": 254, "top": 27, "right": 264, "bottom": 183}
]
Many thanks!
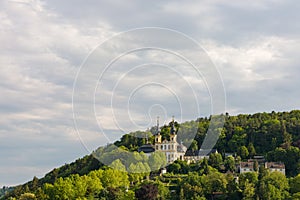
[
  {"left": 281, "top": 120, "right": 292, "bottom": 148},
  {"left": 98, "top": 187, "right": 128, "bottom": 200},
  {"left": 189, "top": 140, "right": 198, "bottom": 151},
  {"left": 71, "top": 174, "right": 87, "bottom": 198},
  {"left": 135, "top": 183, "right": 158, "bottom": 200},
  {"left": 53, "top": 177, "right": 74, "bottom": 200},
  {"left": 253, "top": 160, "right": 259, "bottom": 172},
  {"left": 200, "top": 158, "right": 210, "bottom": 175},
  {"left": 238, "top": 146, "right": 249, "bottom": 160},
  {"left": 180, "top": 172, "right": 205, "bottom": 199},
  {"left": 203, "top": 172, "right": 228, "bottom": 198},
  {"left": 148, "top": 151, "right": 167, "bottom": 171},
  {"left": 31, "top": 176, "right": 39, "bottom": 191},
  {"left": 242, "top": 180, "right": 255, "bottom": 200},
  {"left": 43, "top": 183, "right": 55, "bottom": 200},
  {"left": 167, "top": 162, "right": 181, "bottom": 174},
  {"left": 247, "top": 143, "right": 256, "bottom": 158},
  {"left": 19, "top": 193, "right": 36, "bottom": 200},
  {"left": 101, "top": 168, "right": 129, "bottom": 188},
  {"left": 86, "top": 172, "right": 102, "bottom": 197},
  {"left": 224, "top": 156, "right": 236, "bottom": 172},
  {"left": 258, "top": 172, "right": 289, "bottom": 200},
  {"left": 155, "top": 180, "right": 170, "bottom": 199},
  {"left": 290, "top": 174, "right": 300, "bottom": 194},
  {"left": 109, "top": 159, "right": 126, "bottom": 172},
  {"left": 226, "top": 174, "right": 241, "bottom": 200},
  {"left": 128, "top": 162, "right": 147, "bottom": 184},
  {"left": 208, "top": 153, "right": 223, "bottom": 169},
  {"left": 239, "top": 172, "right": 258, "bottom": 188}
]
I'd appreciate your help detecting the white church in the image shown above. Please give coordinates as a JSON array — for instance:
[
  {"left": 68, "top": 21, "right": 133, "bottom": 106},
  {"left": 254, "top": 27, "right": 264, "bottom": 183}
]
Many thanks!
[{"left": 138, "top": 117, "right": 187, "bottom": 163}]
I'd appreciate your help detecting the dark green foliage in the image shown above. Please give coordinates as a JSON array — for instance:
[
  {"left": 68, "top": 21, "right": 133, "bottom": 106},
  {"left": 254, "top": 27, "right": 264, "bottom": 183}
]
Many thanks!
[{"left": 135, "top": 183, "right": 158, "bottom": 200}]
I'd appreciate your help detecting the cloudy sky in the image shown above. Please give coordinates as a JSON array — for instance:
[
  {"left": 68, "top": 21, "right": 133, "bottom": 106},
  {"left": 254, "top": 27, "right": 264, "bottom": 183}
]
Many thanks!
[{"left": 1, "top": 0, "right": 300, "bottom": 186}]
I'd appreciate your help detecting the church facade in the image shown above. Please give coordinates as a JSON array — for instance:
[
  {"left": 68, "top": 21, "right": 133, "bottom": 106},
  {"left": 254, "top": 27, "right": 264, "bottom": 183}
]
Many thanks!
[{"left": 154, "top": 117, "right": 187, "bottom": 163}]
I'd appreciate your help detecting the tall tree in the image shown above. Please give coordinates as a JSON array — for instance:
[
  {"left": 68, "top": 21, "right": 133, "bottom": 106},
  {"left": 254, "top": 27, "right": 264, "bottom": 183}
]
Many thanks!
[{"left": 135, "top": 184, "right": 158, "bottom": 200}]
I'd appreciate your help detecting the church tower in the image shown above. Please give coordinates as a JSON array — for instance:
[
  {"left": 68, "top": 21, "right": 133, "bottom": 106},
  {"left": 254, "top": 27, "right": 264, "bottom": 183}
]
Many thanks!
[
  {"left": 153, "top": 116, "right": 186, "bottom": 163},
  {"left": 170, "top": 116, "right": 177, "bottom": 143},
  {"left": 154, "top": 117, "right": 162, "bottom": 149}
]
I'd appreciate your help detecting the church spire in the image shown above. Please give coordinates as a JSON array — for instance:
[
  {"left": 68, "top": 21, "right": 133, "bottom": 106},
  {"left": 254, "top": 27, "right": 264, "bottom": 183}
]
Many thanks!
[
  {"left": 156, "top": 116, "right": 160, "bottom": 135},
  {"left": 170, "top": 116, "right": 176, "bottom": 135}
]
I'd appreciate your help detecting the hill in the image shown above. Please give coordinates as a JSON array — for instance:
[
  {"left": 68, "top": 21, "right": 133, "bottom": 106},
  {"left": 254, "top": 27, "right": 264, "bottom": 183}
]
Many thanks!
[{"left": 3, "top": 110, "right": 300, "bottom": 199}]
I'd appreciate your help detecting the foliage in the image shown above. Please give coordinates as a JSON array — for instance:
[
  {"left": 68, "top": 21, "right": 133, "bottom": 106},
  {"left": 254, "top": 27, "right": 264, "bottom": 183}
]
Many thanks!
[{"left": 135, "top": 183, "right": 158, "bottom": 200}]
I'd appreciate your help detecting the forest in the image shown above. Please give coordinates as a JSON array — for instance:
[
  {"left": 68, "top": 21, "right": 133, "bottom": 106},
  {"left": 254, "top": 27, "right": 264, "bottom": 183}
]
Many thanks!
[{"left": 2, "top": 110, "right": 300, "bottom": 199}]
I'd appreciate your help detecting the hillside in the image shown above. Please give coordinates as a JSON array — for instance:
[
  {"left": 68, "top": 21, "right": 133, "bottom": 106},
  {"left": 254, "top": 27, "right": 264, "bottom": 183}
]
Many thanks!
[{"left": 3, "top": 110, "right": 300, "bottom": 199}]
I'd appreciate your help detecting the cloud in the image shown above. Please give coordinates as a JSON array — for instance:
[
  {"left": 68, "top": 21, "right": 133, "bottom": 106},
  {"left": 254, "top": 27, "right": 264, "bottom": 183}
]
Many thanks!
[
  {"left": 0, "top": 0, "right": 300, "bottom": 187},
  {"left": 204, "top": 36, "right": 300, "bottom": 114}
]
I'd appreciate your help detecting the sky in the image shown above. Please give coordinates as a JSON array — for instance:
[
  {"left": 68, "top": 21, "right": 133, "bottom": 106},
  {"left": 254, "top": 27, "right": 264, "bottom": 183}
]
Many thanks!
[{"left": 0, "top": 0, "right": 300, "bottom": 187}]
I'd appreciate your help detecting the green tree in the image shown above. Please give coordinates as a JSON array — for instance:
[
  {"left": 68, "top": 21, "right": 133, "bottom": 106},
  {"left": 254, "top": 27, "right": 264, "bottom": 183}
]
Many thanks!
[
  {"left": 135, "top": 183, "right": 158, "bottom": 200},
  {"left": 224, "top": 156, "right": 236, "bottom": 172},
  {"left": 258, "top": 172, "right": 289, "bottom": 200},
  {"left": 253, "top": 160, "right": 259, "bottom": 172},
  {"left": 281, "top": 120, "right": 292, "bottom": 148},
  {"left": 238, "top": 146, "right": 249, "bottom": 160},
  {"left": 247, "top": 143, "right": 256, "bottom": 158},
  {"left": 71, "top": 174, "right": 87, "bottom": 198},
  {"left": 128, "top": 162, "right": 147, "bottom": 184},
  {"left": 190, "top": 140, "right": 198, "bottom": 151},
  {"left": 109, "top": 159, "right": 126, "bottom": 171},
  {"left": 53, "top": 177, "right": 74, "bottom": 200},
  {"left": 208, "top": 153, "right": 223, "bottom": 169},
  {"left": 19, "top": 193, "right": 36, "bottom": 200},
  {"left": 86, "top": 170, "right": 103, "bottom": 196},
  {"left": 99, "top": 187, "right": 129, "bottom": 200},
  {"left": 167, "top": 162, "right": 181, "bottom": 174},
  {"left": 290, "top": 174, "right": 300, "bottom": 194},
  {"left": 101, "top": 168, "right": 129, "bottom": 189},
  {"left": 203, "top": 172, "right": 227, "bottom": 198},
  {"left": 148, "top": 151, "right": 167, "bottom": 171},
  {"left": 180, "top": 172, "right": 205, "bottom": 200},
  {"left": 242, "top": 180, "right": 255, "bottom": 200}
]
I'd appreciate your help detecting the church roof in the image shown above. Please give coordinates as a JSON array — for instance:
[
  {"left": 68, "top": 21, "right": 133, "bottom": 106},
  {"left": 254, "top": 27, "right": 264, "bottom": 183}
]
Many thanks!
[
  {"left": 138, "top": 144, "right": 155, "bottom": 153},
  {"left": 177, "top": 143, "right": 187, "bottom": 153}
]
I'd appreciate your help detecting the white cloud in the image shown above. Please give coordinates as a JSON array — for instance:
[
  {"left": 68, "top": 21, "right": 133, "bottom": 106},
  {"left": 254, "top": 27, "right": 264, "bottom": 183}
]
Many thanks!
[
  {"left": 0, "top": 0, "right": 300, "bottom": 187},
  {"left": 203, "top": 36, "right": 300, "bottom": 114}
]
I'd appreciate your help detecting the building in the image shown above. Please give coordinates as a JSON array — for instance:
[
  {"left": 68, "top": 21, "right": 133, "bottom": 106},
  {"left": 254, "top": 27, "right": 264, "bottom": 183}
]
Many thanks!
[
  {"left": 138, "top": 144, "right": 155, "bottom": 156},
  {"left": 247, "top": 155, "right": 265, "bottom": 165},
  {"left": 185, "top": 149, "right": 218, "bottom": 163},
  {"left": 239, "top": 161, "right": 255, "bottom": 173},
  {"left": 265, "top": 162, "right": 285, "bottom": 175},
  {"left": 154, "top": 117, "right": 187, "bottom": 163}
]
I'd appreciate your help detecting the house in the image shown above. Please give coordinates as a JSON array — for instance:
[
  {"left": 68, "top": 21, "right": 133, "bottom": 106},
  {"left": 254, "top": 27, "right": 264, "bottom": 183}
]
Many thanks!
[
  {"left": 184, "top": 149, "right": 218, "bottom": 163},
  {"left": 239, "top": 161, "right": 255, "bottom": 173},
  {"left": 265, "top": 162, "right": 285, "bottom": 175},
  {"left": 248, "top": 155, "right": 265, "bottom": 165}
]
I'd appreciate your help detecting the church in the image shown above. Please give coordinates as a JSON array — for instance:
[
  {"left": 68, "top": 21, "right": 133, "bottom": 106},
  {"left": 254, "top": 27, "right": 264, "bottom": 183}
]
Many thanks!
[{"left": 139, "top": 117, "right": 187, "bottom": 163}]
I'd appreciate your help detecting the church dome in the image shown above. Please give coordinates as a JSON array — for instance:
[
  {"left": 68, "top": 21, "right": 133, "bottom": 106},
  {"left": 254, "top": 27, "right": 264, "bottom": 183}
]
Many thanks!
[{"left": 138, "top": 144, "right": 155, "bottom": 153}]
